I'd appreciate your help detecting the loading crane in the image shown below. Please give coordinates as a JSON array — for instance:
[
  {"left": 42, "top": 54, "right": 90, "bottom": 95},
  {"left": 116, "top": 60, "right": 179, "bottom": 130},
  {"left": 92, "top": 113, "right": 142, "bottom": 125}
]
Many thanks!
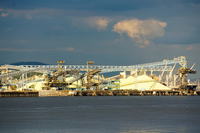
[
  {"left": 82, "top": 61, "right": 101, "bottom": 89},
  {"left": 57, "top": 60, "right": 65, "bottom": 72},
  {"left": 45, "top": 69, "right": 79, "bottom": 87},
  {"left": 0, "top": 56, "right": 197, "bottom": 91},
  {"left": 178, "top": 63, "right": 197, "bottom": 91}
]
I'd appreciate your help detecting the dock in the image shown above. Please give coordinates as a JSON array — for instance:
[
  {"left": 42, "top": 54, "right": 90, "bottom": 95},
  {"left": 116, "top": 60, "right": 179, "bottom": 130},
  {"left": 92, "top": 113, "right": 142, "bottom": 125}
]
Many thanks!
[
  {"left": 73, "top": 90, "right": 200, "bottom": 96},
  {"left": 0, "top": 91, "right": 39, "bottom": 97},
  {"left": 1, "top": 90, "right": 200, "bottom": 97}
]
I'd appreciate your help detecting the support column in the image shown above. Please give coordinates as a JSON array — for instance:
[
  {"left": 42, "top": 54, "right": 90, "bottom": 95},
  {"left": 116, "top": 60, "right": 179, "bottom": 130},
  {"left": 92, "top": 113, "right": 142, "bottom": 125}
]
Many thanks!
[
  {"left": 135, "top": 68, "right": 138, "bottom": 90},
  {"left": 26, "top": 73, "right": 27, "bottom": 89},
  {"left": 76, "top": 71, "right": 79, "bottom": 89},
  {"left": 150, "top": 70, "right": 152, "bottom": 75},
  {"left": 159, "top": 75, "right": 161, "bottom": 82},
  {"left": 130, "top": 70, "right": 135, "bottom": 76},
  {"left": 97, "top": 72, "right": 100, "bottom": 90},
  {"left": 22, "top": 74, "right": 24, "bottom": 90},
  {"left": 174, "top": 75, "right": 178, "bottom": 86},
  {"left": 123, "top": 70, "right": 126, "bottom": 79},
  {"left": 166, "top": 75, "right": 169, "bottom": 86}
]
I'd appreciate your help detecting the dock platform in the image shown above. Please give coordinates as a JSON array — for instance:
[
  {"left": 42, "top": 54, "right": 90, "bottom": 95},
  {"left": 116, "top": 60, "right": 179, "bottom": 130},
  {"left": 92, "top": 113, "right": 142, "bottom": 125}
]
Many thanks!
[
  {"left": 73, "top": 90, "right": 200, "bottom": 96},
  {"left": 1, "top": 90, "right": 199, "bottom": 97},
  {"left": 0, "top": 91, "right": 39, "bottom": 97}
]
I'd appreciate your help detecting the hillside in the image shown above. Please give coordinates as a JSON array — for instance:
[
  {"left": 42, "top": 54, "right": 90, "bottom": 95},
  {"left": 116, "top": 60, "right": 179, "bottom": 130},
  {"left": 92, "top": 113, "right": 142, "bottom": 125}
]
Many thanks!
[{"left": 10, "top": 61, "right": 47, "bottom": 66}]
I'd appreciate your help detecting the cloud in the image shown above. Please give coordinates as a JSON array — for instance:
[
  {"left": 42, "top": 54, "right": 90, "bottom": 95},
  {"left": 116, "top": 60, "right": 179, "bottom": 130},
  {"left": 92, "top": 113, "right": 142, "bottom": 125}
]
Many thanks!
[
  {"left": 186, "top": 44, "right": 200, "bottom": 51},
  {"left": 14, "top": 40, "right": 30, "bottom": 44},
  {"left": 1, "top": 12, "right": 8, "bottom": 17},
  {"left": 87, "top": 16, "right": 111, "bottom": 30},
  {"left": 55, "top": 47, "right": 75, "bottom": 52},
  {"left": 69, "top": 16, "right": 111, "bottom": 30},
  {"left": 187, "top": 45, "right": 194, "bottom": 50},
  {"left": 66, "top": 47, "right": 74, "bottom": 51},
  {"left": 0, "top": 48, "right": 37, "bottom": 52},
  {"left": 113, "top": 19, "right": 167, "bottom": 48},
  {"left": 0, "top": 46, "right": 75, "bottom": 53},
  {"left": 0, "top": 8, "right": 63, "bottom": 19}
]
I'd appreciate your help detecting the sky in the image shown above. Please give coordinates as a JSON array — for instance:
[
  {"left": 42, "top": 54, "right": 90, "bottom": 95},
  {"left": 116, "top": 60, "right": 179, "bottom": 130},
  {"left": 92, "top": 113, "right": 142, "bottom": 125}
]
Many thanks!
[{"left": 0, "top": 0, "right": 200, "bottom": 80}]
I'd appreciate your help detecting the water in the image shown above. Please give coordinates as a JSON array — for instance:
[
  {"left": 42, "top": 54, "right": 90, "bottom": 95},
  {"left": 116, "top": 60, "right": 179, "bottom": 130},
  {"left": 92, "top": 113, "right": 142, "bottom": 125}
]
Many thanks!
[{"left": 1, "top": 96, "right": 200, "bottom": 133}]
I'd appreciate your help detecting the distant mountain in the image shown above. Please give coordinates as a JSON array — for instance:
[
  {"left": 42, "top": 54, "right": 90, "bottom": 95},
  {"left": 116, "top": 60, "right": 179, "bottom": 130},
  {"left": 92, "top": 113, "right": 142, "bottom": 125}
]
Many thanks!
[{"left": 10, "top": 61, "right": 47, "bottom": 65}]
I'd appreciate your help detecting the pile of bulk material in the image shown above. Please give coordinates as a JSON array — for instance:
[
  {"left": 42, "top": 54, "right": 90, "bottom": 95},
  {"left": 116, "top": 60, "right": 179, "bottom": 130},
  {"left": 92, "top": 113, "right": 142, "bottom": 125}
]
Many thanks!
[{"left": 120, "top": 75, "right": 171, "bottom": 91}]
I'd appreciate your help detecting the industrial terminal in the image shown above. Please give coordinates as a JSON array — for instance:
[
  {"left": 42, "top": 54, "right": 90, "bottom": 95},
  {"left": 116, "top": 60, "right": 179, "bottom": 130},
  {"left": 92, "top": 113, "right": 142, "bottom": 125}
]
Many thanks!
[{"left": 0, "top": 56, "right": 199, "bottom": 97}]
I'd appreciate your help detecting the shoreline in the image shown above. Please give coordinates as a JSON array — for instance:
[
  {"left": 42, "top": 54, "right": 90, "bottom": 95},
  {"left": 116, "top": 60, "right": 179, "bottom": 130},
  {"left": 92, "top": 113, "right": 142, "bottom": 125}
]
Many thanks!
[{"left": 1, "top": 90, "right": 200, "bottom": 97}]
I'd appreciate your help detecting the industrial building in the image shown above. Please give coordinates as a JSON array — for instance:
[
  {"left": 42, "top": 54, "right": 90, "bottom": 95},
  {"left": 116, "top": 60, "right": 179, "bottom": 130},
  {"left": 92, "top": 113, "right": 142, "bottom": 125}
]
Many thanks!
[{"left": 0, "top": 56, "right": 198, "bottom": 96}]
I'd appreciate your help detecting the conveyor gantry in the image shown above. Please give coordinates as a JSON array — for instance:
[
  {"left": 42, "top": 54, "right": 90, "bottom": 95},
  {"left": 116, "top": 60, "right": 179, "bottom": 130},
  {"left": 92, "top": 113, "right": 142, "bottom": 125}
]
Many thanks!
[{"left": 0, "top": 56, "right": 187, "bottom": 79}]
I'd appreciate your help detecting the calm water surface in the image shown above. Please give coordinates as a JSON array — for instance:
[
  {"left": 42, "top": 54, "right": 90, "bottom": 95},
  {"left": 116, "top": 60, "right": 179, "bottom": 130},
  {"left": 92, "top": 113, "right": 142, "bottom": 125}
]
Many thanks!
[{"left": 0, "top": 96, "right": 200, "bottom": 133}]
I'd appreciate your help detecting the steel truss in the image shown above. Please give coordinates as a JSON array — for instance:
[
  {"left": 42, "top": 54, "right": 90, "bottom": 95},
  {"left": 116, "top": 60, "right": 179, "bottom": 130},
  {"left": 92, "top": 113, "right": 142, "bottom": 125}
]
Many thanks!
[{"left": 0, "top": 56, "right": 187, "bottom": 79}]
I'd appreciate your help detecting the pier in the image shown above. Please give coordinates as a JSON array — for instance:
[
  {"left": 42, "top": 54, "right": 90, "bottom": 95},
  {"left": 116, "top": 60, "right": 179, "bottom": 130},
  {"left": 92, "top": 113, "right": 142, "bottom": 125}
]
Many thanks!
[
  {"left": 72, "top": 90, "right": 200, "bottom": 96},
  {"left": 39, "top": 90, "right": 200, "bottom": 97},
  {"left": 0, "top": 56, "right": 199, "bottom": 97},
  {"left": 0, "top": 91, "right": 39, "bottom": 97},
  {"left": 1, "top": 90, "right": 200, "bottom": 97}
]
